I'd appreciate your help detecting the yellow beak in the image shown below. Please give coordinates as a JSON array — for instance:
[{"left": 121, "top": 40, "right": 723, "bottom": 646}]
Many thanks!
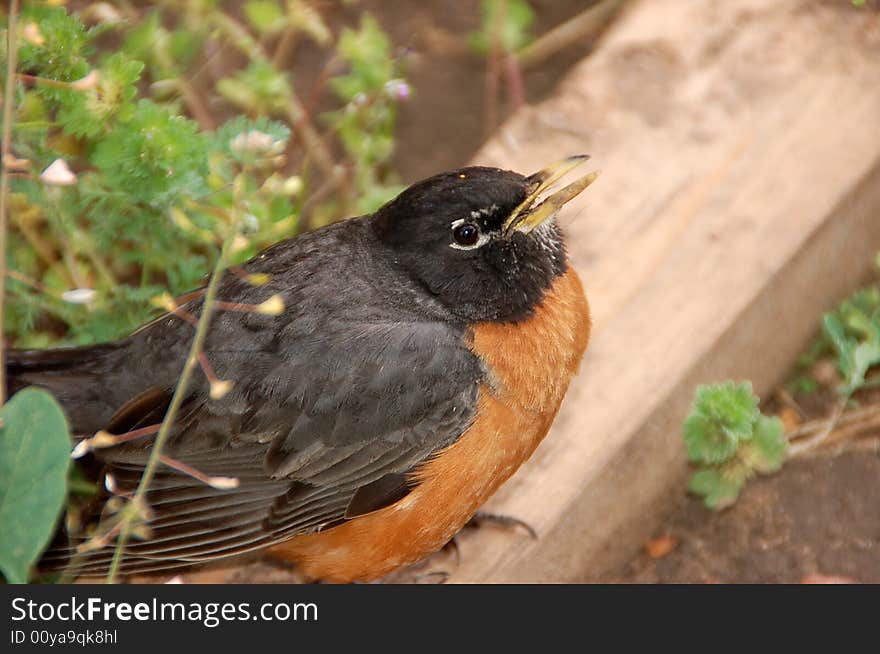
[{"left": 503, "top": 155, "right": 599, "bottom": 235}]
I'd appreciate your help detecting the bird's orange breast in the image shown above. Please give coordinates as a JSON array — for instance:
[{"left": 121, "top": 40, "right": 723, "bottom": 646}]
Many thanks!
[{"left": 269, "top": 267, "right": 591, "bottom": 582}]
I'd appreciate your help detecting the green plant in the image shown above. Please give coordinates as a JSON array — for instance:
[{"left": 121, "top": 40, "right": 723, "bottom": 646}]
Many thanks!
[
  {"left": 2, "top": 2, "right": 409, "bottom": 349},
  {"left": 683, "top": 382, "right": 787, "bottom": 510},
  {"left": 323, "top": 14, "right": 408, "bottom": 217},
  {"left": 0, "top": 388, "right": 71, "bottom": 583},
  {"left": 1, "top": 1, "right": 411, "bottom": 583},
  {"left": 822, "top": 285, "right": 880, "bottom": 396},
  {"left": 469, "top": 0, "right": 535, "bottom": 55},
  {"left": 786, "top": 256, "right": 880, "bottom": 397},
  {"left": 468, "top": 0, "right": 534, "bottom": 131}
]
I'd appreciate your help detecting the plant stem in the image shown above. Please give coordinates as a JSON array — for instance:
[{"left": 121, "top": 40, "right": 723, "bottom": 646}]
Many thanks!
[
  {"left": 44, "top": 198, "right": 88, "bottom": 290},
  {"left": 788, "top": 395, "right": 849, "bottom": 457},
  {"left": 518, "top": 0, "right": 627, "bottom": 70},
  {"left": 177, "top": 79, "right": 216, "bottom": 130},
  {"left": 503, "top": 52, "right": 525, "bottom": 111},
  {"left": 151, "top": 44, "right": 216, "bottom": 131},
  {"left": 210, "top": 10, "right": 270, "bottom": 61},
  {"left": 786, "top": 401, "right": 880, "bottom": 440},
  {"left": 47, "top": 193, "right": 119, "bottom": 288},
  {"left": 484, "top": 0, "right": 504, "bottom": 134},
  {"left": 104, "top": 221, "right": 239, "bottom": 583},
  {"left": 13, "top": 211, "right": 59, "bottom": 270},
  {"left": 272, "top": 25, "right": 296, "bottom": 68},
  {"left": 207, "top": 8, "right": 338, "bottom": 179},
  {"left": 0, "top": 0, "right": 21, "bottom": 404},
  {"left": 284, "top": 97, "right": 339, "bottom": 180}
]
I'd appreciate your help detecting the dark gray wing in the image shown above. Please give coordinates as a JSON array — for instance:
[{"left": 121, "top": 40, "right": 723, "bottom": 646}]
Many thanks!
[{"left": 39, "top": 225, "right": 484, "bottom": 575}]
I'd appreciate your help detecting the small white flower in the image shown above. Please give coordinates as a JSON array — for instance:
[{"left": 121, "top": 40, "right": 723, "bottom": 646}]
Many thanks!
[
  {"left": 385, "top": 79, "right": 411, "bottom": 101},
  {"left": 61, "top": 288, "right": 96, "bottom": 304},
  {"left": 40, "top": 159, "right": 77, "bottom": 186},
  {"left": 242, "top": 212, "right": 260, "bottom": 233},
  {"left": 229, "top": 130, "right": 285, "bottom": 157}
]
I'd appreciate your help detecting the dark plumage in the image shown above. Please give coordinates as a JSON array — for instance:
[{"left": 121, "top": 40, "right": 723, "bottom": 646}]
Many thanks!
[{"left": 5, "top": 159, "right": 597, "bottom": 579}]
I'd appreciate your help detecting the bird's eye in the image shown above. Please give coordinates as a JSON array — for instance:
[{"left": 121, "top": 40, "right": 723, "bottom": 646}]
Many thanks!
[{"left": 452, "top": 222, "right": 481, "bottom": 248}]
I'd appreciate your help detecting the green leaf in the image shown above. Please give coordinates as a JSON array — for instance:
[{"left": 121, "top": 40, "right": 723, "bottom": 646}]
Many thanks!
[
  {"left": 122, "top": 11, "right": 172, "bottom": 74},
  {"left": 92, "top": 100, "right": 208, "bottom": 206},
  {"left": 287, "top": 0, "right": 331, "bottom": 45},
  {"left": 820, "top": 284, "right": 880, "bottom": 393},
  {"left": 0, "top": 389, "right": 71, "bottom": 583},
  {"left": 683, "top": 413, "right": 738, "bottom": 464},
  {"left": 743, "top": 415, "right": 787, "bottom": 473},
  {"left": 217, "top": 61, "right": 292, "bottom": 116},
  {"left": 57, "top": 53, "right": 144, "bottom": 138},
  {"left": 849, "top": 341, "right": 880, "bottom": 392},
  {"left": 330, "top": 14, "right": 394, "bottom": 100},
  {"left": 682, "top": 381, "right": 760, "bottom": 464},
  {"left": 823, "top": 313, "right": 855, "bottom": 385},
  {"left": 18, "top": 5, "right": 92, "bottom": 93},
  {"left": 244, "top": 1, "right": 287, "bottom": 36},
  {"left": 823, "top": 313, "right": 848, "bottom": 352},
  {"left": 786, "top": 375, "right": 819, "bottom": 396},
  {"left": 688, "top": 468, "right": 744, "bottom": 510},
  {"left": 469, "top": 0, "right": 535, "bottom": 54}
]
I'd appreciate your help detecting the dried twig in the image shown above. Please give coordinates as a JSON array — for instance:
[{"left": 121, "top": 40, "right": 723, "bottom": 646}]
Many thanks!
[
  {"left": 159, "top": 454, "right": 239, "bottom": 490},
  {"left": 788, "top": 396, "right": 849, "bottom": 457},
  {"left": 787, "top": 400, "right": 880, "bottom": 456},
  {"left": 71, "top": 424, "right": 161, "bottom": 459},
  {"left": 786, "top": 402, "right": 880, "bottom": 440}
]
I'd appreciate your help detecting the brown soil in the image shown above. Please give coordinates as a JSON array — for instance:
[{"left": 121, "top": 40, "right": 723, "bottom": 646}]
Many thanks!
[
  {"left": 610, "top": 379, "right": 880, "bottom": 584},
  {"left": 611, "top": 449, "right": 880, "bottom": 584}
]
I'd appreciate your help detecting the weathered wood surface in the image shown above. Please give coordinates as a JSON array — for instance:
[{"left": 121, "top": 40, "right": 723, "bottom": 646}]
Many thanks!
[{"left": 451, "top": 0, "right": 880, "bottom": 582}]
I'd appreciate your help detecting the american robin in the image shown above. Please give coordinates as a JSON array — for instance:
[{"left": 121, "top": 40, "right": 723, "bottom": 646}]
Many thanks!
[{"left": 10, "top": 156, "right": 597, "bottom": 582}]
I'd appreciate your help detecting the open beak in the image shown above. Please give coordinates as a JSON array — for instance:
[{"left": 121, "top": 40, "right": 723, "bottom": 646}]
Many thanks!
[{"left": 503, "top": 154, "right": 599, "bottom": 235}]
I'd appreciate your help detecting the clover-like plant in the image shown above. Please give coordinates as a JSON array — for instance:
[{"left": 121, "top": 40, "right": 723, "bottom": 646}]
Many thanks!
[{"left": 683, "top": 382, "right": 787, "bottom": 509}]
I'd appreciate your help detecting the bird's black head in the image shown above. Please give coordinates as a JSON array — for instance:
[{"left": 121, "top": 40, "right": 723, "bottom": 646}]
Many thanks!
[{"left": 371, "top": 157, "right": 598, "bottom": 323}]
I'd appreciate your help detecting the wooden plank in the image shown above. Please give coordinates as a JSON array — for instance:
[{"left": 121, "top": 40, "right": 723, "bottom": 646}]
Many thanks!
[{"left": 451, "top": 0, "right": 880, "bottom": 582}]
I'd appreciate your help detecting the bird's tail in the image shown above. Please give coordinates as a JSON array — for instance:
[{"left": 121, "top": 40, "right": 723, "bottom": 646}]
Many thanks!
[{"left": 5, "top": 341, "right": 129, "bottom": 434}]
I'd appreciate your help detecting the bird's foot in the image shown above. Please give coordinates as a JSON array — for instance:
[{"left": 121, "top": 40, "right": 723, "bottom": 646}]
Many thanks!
[
  {"left": 439, "top": 511, "right": 537, "bottom": 568},
  {"left": 463, "top": 511, "right": 538, "bottom": 540},
  {"left": 411, "top": 571, "right": 450, "bottom": 584},
  {"left": 388, "top": 511, "right": 537, "bottom": 584}
]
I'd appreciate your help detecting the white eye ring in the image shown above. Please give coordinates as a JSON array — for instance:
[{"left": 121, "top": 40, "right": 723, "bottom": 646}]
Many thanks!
[{"left": 449, "top": 218, "right": 490, "bottom": 250}]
